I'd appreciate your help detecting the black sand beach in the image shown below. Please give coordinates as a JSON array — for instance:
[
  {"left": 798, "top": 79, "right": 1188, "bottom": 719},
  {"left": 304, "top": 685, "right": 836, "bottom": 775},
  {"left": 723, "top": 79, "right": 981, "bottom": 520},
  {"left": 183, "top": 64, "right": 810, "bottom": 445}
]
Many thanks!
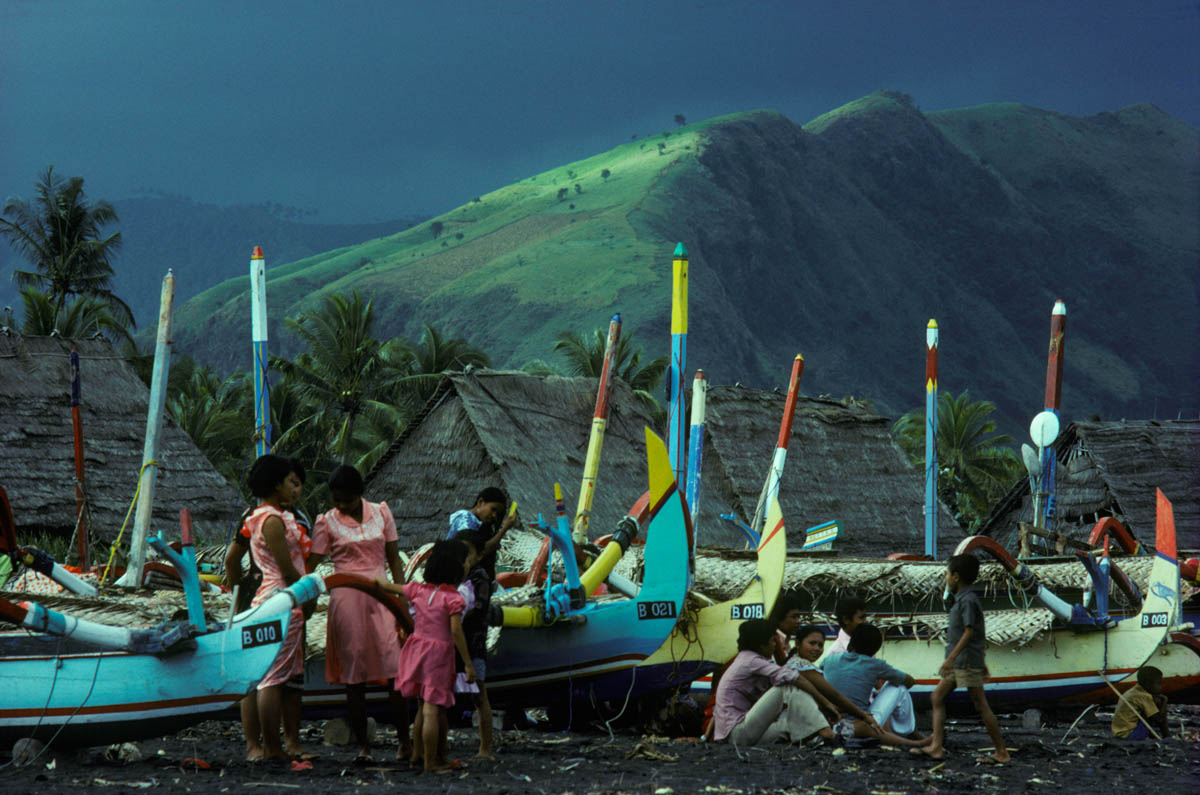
[{"left": 3, "top": 706, "right": 1196, "bottom": 794}]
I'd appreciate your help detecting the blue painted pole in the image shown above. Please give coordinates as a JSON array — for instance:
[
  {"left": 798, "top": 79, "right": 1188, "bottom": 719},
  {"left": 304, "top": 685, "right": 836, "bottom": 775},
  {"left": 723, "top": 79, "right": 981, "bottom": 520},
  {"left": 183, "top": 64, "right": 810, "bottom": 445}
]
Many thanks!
[
  {"left": 667, "top": 243, "right": 688, "bottom": 488},
  {"left": 685, "top": 370, "right": 707, "bottom": 526},
  {"left": 250, "top": 246, "right": 272, "bottom": 457},
  {"left": 924, "top": 319, "right": 939, "bottom": 558}
]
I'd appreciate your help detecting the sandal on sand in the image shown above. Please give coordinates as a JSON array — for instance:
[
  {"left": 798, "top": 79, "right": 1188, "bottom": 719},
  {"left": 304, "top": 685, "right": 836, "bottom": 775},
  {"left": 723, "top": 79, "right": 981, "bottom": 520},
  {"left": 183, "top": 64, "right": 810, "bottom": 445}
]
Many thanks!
[
  {"left": 974, "top": 755, "right": 1006, "bottom": 765},
  {"left": 354, "top": 753, "right": 375, "bottom": 766},
  {"left": 433, "top": 759, "right": 466, "bottom": 775}
]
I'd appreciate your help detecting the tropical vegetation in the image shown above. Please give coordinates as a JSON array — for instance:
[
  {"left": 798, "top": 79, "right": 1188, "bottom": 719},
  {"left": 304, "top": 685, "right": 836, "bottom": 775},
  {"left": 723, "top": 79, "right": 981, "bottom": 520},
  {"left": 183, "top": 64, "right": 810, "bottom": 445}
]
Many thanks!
[
  {"left": 891, "top": 390, "right": 1025, "bottom": 531},
  {"left": 1, "top": 166, "right": 134, "bottom": 330}
]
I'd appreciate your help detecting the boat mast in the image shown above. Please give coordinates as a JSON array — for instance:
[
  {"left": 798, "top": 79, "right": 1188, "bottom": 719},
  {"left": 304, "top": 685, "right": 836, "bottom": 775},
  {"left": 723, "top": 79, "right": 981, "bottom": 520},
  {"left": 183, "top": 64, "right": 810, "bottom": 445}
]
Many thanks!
[
  {"left": 1039, "top": 300, "right": 1067, "bottom": 531},
  {"left": 118, "top": 270, "right": 175, "bottom": 587},
  {"left": 251, "top": 246, "right": 272, "bottom": 457},
  {"left": 685, "top": 370, "right": 707, "bottom": 527},
  {"left": 753, "top": 355, "right": 804, "bottom": 535},
  {"left": 667, "top": 242, "right": 688, "bottom": 489},
  {"left": 924, "top": 319, "right": 939, "bottom": 558},
  {"left": 70, "top": 348, "right": 89, "bottom": 568},
  {"left": 573, "top": 313, "right": 621, "bottom": 544}
]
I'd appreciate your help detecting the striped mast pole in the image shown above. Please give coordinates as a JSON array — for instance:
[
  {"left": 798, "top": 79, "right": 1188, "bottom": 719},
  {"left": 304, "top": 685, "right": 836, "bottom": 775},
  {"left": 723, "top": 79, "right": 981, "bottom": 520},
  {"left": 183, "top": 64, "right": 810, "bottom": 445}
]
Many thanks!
[
  {"left": 924, "top": 319, "right": 939, "bottom": 558},
  {"left": 69, "top": 348, "right": 89, "bottom": 568},
  {"left": 251, "top": 246, "right": 272, "bottom": 457},
  {"left": 572, "top": 313, "right": 622, "bottom": 544},
  {"left": 752, "top": 355, "right": 804, "bottom": 534},
  {"left": 1039, "top": 300, "right": 1067, "bottom": 531},
  {"left": 685, "top": 370, "right": 707, "bottom": 526},
  {"left": 666, "top": 243, "right": 688, "bottom": 489},
  {"left": 117, "top": 270, "right": 175, "bottom": 587}
]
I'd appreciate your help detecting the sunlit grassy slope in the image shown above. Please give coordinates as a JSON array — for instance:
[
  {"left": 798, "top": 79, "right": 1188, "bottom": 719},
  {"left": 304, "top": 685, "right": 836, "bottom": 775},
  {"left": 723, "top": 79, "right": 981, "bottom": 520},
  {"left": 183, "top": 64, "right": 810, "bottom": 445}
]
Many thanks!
[
  {"left": 174, "top": 115, "right": 741, "bottom": 371},
  {"left": 172, "top": 94, "right": 1198, "bottom": 433}
]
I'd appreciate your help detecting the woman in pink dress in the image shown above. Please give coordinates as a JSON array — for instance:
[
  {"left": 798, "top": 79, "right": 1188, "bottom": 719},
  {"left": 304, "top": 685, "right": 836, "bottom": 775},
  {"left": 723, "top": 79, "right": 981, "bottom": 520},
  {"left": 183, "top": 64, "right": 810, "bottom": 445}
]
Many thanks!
[
  {"left": 309, "top": 465, "right": 408, "bottom": 762},
  {"left": 381, "top": 540, "right": 473, "bottom": 773},
  {"left": 223, "top": 454, "right": 310, "bottom": 761}
]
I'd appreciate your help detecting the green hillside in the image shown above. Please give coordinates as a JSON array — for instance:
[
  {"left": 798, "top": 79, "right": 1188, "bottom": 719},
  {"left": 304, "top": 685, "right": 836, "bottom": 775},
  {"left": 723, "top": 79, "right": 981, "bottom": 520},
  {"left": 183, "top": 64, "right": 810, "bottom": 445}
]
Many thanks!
[{"left": 171, "top": 93, "right": 1200, "bottom": 436}]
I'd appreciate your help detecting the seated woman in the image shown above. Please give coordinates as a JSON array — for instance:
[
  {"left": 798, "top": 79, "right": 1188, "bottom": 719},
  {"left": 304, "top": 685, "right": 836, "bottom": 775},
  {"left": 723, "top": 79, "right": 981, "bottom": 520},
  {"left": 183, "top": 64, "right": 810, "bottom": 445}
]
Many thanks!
[
  {"left": 768, "top": 593, "right": 804, "bottom": 665},
  {"left": 787, "top": 625, "right": 882, "bottom": 731},
  {"left": 712, "top": 620, "right": 840, "bottom": 746}
]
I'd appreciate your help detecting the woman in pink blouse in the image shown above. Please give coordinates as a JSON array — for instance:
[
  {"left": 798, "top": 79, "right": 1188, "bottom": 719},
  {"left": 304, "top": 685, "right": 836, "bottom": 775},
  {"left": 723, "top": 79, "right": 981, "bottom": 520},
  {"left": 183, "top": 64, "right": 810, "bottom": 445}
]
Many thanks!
[{"left": 309, "top": 465, "right": 408, "bottom": 763}]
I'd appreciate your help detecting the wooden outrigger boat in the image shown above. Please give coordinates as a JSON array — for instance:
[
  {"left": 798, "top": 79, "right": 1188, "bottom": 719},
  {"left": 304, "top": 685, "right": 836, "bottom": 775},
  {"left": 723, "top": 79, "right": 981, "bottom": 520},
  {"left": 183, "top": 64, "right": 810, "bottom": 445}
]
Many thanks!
[
  {"left": 880, "top": 490, "right": 1200, "bottom": 710},
  {"left": 0, "top": 508, "right": 328, "bottom": 748}
]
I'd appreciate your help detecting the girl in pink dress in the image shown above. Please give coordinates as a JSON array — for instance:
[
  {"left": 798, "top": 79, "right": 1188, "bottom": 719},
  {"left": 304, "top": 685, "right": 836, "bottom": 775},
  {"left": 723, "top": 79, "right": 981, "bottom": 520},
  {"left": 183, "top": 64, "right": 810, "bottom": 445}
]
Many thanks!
[
  {"left": 223, "top": 454, "right": 309, "bottom": 762},
  {"left": 381, "top": 540, "right": 473, "bottom": 773},
  {"left": 309, "top": 465, "right": 408, "bottom": 762}
]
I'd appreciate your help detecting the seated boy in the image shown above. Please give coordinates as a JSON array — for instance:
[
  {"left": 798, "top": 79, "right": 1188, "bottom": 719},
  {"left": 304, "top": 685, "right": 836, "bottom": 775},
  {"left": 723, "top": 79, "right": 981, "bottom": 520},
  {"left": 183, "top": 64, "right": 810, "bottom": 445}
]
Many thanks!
[
  {"left": 1112, "top": 665, "right": 1168, "bottom": 740},
  {"left": 828, "top": 595, "right": 867, "bottom": 656},
  {"left": 822, "top": 623, "right": 929, "bottom": 748}
]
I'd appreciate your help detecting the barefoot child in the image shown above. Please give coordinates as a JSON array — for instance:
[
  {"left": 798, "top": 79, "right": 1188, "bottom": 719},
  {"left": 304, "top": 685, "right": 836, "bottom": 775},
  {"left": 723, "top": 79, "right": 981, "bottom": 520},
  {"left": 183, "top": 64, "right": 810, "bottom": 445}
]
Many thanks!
[
  {"left": 223, "top": 454, "right": 311, "bottom": 761},
  {"left": 926, "top": 554, "right": 1009, "bottom": 763},
  {"left": 1112, "top": 665, "right": 1168, "bottom": 740},
  {"left": 384, "top": 540, "right": 475, "bottom": 773},
  {"left": 821, "top": 624, "right": 929, "bottom": 748},
  {"left": 452, "top": 530, "right": 498, "bottom": 759},
  {"left": 308, "top": 465, "right": 409, "bottom": 763}
]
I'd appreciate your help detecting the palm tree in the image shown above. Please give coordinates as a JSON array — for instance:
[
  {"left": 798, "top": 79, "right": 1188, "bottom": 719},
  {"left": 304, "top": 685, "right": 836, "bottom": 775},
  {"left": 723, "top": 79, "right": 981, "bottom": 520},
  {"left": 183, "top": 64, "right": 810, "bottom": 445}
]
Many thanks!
[
  {"left": 553, "top": 326, "right": 667, "bottom": 414},
  {"left": 166, "top": 367, "right": 254, "bottom": 484},
  {"left": 1, "top": 167, "right": 133, "bottom": 328},
  {"left": 271, "top": 292, "right": 410, "bottom": 464},
  {"left": 18, "top": 287, "right": 133, "bottom": 345},
  {"left": 399, "top": 322, "right": 491, "bottom": 404},
  {"left": 892, "top": 390, "right": 1024, "bottom": 529}
]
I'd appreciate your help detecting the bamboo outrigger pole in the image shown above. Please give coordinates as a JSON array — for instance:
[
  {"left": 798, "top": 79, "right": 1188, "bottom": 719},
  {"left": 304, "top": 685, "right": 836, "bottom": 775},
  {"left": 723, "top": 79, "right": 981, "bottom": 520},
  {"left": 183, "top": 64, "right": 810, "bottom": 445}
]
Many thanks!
[
  {"left": 251, "top": 246, "right": 272, "bottom": 457},
  {"left": 572, "top": 313, "right": 621, "bottom": 544},
  {"left": 1039, "top": 300, "right": 1067, "bottom": 531},
  {"left": 924, "top": 319, "right": 939, "bottom": 558},
  {"left": 752, "top": 355, "right": 803, "bottom": 534},
  {"left": 70, "top": 348, "right": 89, "bottom": 568},
  {"left": 685, "top": 370, "right": 707, "bottom": 526},
  {"left": 117, "top": 270, "right": 175, "bottom": 587},
  {"left": 667, "top": 243, "right": 688, "bottom": 488}
]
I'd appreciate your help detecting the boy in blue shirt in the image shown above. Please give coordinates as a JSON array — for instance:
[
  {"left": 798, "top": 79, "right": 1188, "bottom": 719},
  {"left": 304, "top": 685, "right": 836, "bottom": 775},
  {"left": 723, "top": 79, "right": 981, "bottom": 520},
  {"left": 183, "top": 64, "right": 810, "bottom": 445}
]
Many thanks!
[
  {"left": 822, "top": 624, "right": 930, "bottom": 748},
  {"left": 925, "top": 554, "right": 1009, "bottom": 763}
]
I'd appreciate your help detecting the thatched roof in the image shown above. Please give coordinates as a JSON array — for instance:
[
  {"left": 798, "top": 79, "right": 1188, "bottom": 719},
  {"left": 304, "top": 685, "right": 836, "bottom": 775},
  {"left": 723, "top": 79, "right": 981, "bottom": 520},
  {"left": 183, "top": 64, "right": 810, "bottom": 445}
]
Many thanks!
[
  {"left": 365, "top": 370, "right": 660, "bottom": 548},
  {"left": 979, "top": 419, "right": 1200, "bottom": 552},
  {"left": 366, "top": 374, "right": 959, "bottom": 555},
  {"left": 0, "top": 335, "right": 241, "bottom": 542},
  {"left": 698, "top": 386, "right": 961, "bottom": 557}
]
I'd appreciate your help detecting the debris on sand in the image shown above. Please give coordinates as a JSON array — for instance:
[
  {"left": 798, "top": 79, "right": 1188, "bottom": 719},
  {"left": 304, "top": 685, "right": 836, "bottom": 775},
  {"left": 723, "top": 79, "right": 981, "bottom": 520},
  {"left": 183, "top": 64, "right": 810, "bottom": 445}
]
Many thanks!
[{"left": 626, "top": 741, "right": 678, "bottom": 762}]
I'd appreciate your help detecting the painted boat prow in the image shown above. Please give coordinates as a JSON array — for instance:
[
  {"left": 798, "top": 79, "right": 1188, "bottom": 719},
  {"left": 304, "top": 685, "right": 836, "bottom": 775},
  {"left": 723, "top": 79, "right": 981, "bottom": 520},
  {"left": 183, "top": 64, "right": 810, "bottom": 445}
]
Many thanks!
[
  {"left": 484, "top": 428, "right": 690, "bottom": 706},
  {"left": 639, "top": 496, "right": 788, "bottom": 687},
  {"left": 875, "top": 489, "right": 1200, "bottom": 711}
]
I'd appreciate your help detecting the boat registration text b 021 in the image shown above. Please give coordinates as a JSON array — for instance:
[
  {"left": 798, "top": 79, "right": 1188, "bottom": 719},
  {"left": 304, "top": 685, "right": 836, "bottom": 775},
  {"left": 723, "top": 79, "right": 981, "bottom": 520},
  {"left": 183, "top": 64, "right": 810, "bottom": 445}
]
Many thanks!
[{"left": 637, "top": 601, "right": 678, "bottom": 620}]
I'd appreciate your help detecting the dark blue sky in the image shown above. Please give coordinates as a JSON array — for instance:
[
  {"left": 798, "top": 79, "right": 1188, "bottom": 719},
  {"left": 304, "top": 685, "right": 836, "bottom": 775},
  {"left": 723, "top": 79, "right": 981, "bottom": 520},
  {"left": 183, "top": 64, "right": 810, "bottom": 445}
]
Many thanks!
[{"left": 3, "top": 0, "right": 1197, "bottom": 222}]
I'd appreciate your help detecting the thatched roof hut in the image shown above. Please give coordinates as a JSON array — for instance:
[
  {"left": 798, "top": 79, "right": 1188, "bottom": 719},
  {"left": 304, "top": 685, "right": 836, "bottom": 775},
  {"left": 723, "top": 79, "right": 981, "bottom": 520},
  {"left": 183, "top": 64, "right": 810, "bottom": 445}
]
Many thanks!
[
  {"left": 365, "top": 370, "right": 662, "bottom": 548},
  {"left": 366, "top": 372, "right": 958, "bottom": 556},
  {"left": 698, "top": 386, "right": 961, "bottom": 557},
  {"left": 979, "top": 419, "right": 1200, "bottom": 552},
  {"left": 0, "top": 335, "right": 241, "bottom": 542}
]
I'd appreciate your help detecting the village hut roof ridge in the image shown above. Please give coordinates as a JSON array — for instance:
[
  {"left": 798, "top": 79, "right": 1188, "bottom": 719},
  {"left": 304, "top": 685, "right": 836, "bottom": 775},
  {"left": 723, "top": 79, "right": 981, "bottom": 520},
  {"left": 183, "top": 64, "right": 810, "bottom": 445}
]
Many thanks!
[
  {"left": 365, "top": 369, "right": 663, "bottom": 548},
  {"left": 0, "top": 334, "right": 242, "bottom": 542},
  {"left": 699, "top": 385, "right": 961, "bottom": 558},
  {"left": 979, "top": 418, "right": 1200, "bottom": 552}
]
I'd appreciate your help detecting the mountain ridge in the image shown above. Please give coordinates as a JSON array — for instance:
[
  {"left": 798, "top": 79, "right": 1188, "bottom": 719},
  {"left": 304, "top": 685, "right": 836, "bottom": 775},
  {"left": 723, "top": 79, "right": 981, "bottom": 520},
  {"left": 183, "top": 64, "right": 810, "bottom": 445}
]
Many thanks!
[{"left": 166, "top": 92, "right": 1199, "bottom": 436}]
